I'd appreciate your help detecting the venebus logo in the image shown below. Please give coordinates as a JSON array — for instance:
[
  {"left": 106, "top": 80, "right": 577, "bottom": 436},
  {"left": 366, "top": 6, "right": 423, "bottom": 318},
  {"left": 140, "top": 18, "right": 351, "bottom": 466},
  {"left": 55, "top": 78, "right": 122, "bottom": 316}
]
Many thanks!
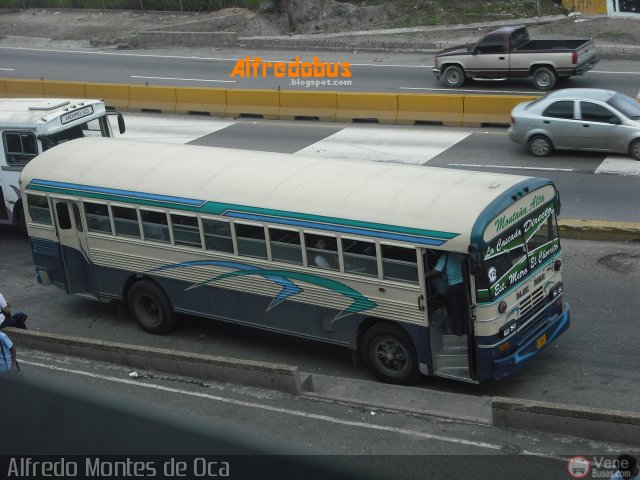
[
  {"left": 229, "top": 56, "right": 352, "bottom": 79},
  {"left": 567, "top": 456, "right": 591, "bottom": 478}
]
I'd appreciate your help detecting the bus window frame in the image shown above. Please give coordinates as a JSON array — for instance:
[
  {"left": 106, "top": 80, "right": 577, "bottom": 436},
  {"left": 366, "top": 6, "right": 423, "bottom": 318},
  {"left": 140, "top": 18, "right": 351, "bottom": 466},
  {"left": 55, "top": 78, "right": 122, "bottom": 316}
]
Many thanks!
[{"left": 201, "top": 216, "right": 236, "bottom": 255}]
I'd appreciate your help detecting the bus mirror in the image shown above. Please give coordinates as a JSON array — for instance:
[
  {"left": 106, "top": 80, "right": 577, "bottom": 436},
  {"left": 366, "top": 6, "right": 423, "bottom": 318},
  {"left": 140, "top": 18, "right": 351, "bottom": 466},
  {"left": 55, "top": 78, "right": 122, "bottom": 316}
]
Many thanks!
[
  {"left": 117, "top": 113, "right": 126, "bottom": 134},
  {"left": 468, "top": 245, "right": 482, "bottom": 276},
  {"left": 554, "top": 193, "right": 561, "bottom": 216}
]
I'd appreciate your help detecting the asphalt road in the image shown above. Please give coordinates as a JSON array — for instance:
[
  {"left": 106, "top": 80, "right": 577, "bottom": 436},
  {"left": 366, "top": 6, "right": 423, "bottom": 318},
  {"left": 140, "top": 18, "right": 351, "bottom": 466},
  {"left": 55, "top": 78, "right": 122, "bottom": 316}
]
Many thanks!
[
  {"left": 1, "top": 45, "right": 640, "bottom": 96},
  {"left": 2, "top": 228, "right": 639, "bottom": 415}
]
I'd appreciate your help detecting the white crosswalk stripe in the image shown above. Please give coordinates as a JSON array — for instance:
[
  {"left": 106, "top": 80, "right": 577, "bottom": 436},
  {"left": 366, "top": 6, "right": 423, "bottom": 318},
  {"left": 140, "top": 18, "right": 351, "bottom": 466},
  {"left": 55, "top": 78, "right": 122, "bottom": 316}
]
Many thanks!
[
  {"left": 120, "top": 113, "right": 235, "bottom": 144},
  {"left": 595, "top": 156, "right": 640, "bottom": 176},
  {"left": 295, "top": 126, "right": 472, "bottom": 165}
]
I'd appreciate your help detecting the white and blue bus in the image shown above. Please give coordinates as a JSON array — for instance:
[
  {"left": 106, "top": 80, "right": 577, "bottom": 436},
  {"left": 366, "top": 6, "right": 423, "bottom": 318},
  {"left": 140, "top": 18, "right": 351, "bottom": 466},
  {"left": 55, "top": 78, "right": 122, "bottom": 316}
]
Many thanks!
[
  {"left": 20, "top": 138, "right": 569, "bottom": 384},
  {"left": 0, "top": 98, "right": 125, "bottom": 229}
]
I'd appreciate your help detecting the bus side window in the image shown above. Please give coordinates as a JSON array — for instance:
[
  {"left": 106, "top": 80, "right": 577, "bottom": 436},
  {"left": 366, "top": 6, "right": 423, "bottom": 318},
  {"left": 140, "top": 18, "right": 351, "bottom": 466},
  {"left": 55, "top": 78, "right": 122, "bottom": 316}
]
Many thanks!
[
  {"left": 235, "top": 223, "right": 267, "bottom": 259},
  {"left": 202, "top": 218, "right": 234, "bottom": 253},
  {"left": 171, "top": 213, "right": 201, "bottom": 248},
  {"left": 381, "top": 245, "right": 418, "bottom": 283},
  {"left": 112, "top": 205, "right": 141, "bottom": 239},
  {"left": 269, "top": 228, "right": 302, "bottom": 265},
  {"left": 343, "top": 238, "right": 377, "bottom": 277},
  {"left": 3, "top": 131, "right": 38, "bottom": 166},
  {"left": 141, "top": 209, "right": 170, "bottom": 244},
  {"left": 305, "top": 233, "right": 339, "bottom": 271},
  {"left": 27, "top": 194, "right": 52, "bottom": 225},
  {"left": 84, "top": 202, "right": 112, "bottom": 234}
]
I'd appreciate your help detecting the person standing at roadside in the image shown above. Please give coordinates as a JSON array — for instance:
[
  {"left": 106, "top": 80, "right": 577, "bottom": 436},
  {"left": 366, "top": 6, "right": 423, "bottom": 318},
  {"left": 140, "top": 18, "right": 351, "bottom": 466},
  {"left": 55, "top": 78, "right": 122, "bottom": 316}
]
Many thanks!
[{"left": 0, "top": 330, "right": 17, "bottom": 375}]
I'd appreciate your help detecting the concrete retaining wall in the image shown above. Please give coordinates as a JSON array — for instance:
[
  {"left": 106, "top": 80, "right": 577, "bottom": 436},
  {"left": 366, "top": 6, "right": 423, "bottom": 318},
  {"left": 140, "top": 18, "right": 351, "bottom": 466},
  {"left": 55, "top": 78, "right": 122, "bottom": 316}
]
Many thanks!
[{"left": 137, "top": 31, "right": 238, "bottom": 48}]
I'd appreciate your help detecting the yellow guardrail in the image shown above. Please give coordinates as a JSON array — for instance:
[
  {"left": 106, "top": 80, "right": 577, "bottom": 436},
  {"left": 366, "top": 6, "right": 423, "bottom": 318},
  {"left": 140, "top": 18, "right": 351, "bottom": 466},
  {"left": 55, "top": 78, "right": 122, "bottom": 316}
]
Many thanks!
[{"left": 0, "top": 78, "right": 536, "bottom": 126}]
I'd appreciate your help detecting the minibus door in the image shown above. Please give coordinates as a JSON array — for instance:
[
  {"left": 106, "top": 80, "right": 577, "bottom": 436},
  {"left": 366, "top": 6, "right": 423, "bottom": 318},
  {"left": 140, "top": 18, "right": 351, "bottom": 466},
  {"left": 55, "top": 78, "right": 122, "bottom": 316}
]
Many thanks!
[{"left": 52, "top": 198, "right": 97, "bottom": 298}]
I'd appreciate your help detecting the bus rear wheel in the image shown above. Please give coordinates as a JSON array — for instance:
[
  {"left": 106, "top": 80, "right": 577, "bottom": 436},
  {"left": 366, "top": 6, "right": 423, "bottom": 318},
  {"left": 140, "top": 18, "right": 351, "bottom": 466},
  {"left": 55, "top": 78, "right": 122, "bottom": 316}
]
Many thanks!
[
  {"left": 361, "top": 323, "right": 420, "bottom": 385},
  {"left": 128, "top": 280, "right": 175, "bottom": 334}
]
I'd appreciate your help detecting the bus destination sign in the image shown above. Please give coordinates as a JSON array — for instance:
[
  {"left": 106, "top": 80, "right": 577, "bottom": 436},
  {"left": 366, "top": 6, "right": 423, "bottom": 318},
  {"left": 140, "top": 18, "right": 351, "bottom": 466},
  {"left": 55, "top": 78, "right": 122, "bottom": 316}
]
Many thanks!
[{"left": 60, "top": 105, "right": 94, "bottom": 125}]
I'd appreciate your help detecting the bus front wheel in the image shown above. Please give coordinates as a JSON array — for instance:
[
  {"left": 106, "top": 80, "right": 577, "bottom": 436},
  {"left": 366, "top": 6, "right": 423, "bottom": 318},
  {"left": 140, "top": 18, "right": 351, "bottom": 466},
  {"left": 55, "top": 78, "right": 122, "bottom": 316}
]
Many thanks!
[
  {"left": 128, "top": 280, "right": 175, "bottom": 334},
  {"left": 360, "top": 323, "right": 420, "bottom": 385}
]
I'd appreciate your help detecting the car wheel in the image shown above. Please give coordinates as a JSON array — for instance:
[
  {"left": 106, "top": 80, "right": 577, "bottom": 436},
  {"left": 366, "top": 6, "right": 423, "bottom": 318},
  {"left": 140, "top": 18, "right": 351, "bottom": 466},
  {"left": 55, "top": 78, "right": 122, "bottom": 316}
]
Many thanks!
[
  {"left": 128, "top": 280, "right": 175, "bottom": 334},
  {"left": 442, "top": 65, "right": 465, "bottom": 88},
  {"left": 630, "top": 139, "right": 640, "bottom": 160},
  {"left": 531, "top": 67, "right": 557, "bottom": 91},
  {"left": 360, "top": 323, "right": 420, "bottom": 385},
  {"left": 528, "top": 135, "right": 553, "bottom": 157}
]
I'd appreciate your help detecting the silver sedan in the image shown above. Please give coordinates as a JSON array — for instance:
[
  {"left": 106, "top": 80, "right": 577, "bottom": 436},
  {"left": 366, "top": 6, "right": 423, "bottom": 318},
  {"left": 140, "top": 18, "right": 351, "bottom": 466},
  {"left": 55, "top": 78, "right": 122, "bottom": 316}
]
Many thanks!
[{"left": 508, "top": 88, "right": 640, "bottom": 160}]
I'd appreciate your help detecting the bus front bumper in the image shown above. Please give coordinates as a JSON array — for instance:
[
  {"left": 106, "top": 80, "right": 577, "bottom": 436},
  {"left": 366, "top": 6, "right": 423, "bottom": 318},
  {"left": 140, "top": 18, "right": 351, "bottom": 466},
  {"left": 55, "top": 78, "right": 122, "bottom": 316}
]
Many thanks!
[{"left": 493, "top": 302, "right": 570, "bottom": 380}]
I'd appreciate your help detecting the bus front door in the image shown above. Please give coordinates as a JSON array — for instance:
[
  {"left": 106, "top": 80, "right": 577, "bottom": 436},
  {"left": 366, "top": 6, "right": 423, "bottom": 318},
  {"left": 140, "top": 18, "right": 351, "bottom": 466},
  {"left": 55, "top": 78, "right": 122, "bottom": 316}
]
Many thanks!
[{"left": 52, "top": 198, "right": 97, "bottom": 298}]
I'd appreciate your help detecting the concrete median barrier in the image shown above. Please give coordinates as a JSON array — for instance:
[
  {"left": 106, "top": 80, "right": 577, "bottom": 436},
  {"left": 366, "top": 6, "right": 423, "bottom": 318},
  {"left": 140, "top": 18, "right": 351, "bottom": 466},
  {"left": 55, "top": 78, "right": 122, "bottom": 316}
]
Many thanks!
[
  {"left": 226, "top": 89, "right": 279, "bottom": 119},
  {"left": 397, "top": 93, "right": 464, "bottom": 127},
  {"left": 4, "top": 78, "right": 45, "bottom": 97},
  {"left": 43, "top": 80, "right": 86, "bottom": 99},
  {"left": 7, "top": 328, "right": 307, "bottom": 395},
  {"left": 129, "top": 84, "right": 177, "bottom": 113},
  {"left": 463, "top": 94, "right": 537, "bottom": 127},
  {"left": 175, "top": 87, "right": 227, "bottom": 116},
  {"left": 336, "top": 92, "right": 398, "bottom": 124},
  {"left": 0, "top": 78, "right": 6, "bottom": 97},
  {"left": 85, "top": 82, "right": 130, "bottom": 110},
  {"left": 492, "top": 396, "right": 640, "bottom": 445},
  {"left": 279, "top": 90, "right": 337, "bottom": 121}
]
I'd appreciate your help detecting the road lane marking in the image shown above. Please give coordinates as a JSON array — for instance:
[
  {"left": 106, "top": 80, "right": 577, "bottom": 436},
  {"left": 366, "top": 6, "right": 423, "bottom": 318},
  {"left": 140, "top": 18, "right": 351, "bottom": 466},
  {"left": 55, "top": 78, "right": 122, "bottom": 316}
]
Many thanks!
[
  {"left": 297, "top": 127, "right": 471, "bottom": 165},
  {"left": 0, "top": 67, "right": 15, "bottom": 71},
  {"left": 595, "top": 156, "right": 640, "bottom": 176},
  {"left": 131, "top": 75, "right": 236, "bottom": 83},
  {"left": 448, "top": 163, "right": 574, "bottom": 172},
  {"left": 21, "top": 359, "right": 567, "bottom": 458},
  {"left": 400, "top": 86, "right": 541, "bottom": 95}
]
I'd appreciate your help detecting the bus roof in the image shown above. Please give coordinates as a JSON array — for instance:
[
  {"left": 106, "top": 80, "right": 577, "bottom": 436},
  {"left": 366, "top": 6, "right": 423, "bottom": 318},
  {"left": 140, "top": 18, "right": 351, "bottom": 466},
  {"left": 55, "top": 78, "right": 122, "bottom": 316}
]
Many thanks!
[
  {"left": 21, "top": 138, "right": 552, "bottom": 251},
  {"left": 0, "top": 98, "right": 106, "bottom": 133}
]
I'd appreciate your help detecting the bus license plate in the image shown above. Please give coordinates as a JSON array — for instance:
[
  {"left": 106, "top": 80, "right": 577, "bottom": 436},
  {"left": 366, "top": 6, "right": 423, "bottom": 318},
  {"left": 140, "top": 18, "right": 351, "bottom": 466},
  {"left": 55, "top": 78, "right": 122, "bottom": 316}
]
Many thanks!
[{"left": 536, "top": 334, "right": 547, "bottom": 350}]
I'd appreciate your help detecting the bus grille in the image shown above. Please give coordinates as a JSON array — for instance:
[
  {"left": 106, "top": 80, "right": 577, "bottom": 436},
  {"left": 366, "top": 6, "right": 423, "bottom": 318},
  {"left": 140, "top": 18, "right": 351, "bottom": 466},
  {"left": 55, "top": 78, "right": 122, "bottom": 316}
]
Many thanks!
[{"left": 519, "top": 285, "right": 545, "bottom": 316}]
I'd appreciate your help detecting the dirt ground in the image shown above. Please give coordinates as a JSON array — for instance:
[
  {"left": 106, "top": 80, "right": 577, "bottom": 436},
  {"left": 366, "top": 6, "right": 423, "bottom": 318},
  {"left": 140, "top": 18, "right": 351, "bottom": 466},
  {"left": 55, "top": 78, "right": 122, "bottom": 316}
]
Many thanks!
[{"left": 1, "top": 5, "right": 640, "bottom": 46}]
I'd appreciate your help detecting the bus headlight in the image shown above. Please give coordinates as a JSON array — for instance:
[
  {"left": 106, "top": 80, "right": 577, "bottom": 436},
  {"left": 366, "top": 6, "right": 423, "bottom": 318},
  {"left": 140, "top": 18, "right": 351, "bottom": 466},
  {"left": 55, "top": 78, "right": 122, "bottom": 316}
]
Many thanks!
[
  {"left": 549, "top": 282, "right": 563, "bottom": 299},
  {"left": 500, "top": 321, "right": 517, "bottom": 339}
]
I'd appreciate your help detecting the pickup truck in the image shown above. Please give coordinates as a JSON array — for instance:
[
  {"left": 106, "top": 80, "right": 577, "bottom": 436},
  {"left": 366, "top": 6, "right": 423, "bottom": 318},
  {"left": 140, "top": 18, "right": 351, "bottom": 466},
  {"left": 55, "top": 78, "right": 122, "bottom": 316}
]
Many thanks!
[{"left": 432, "top": 25, "right": 599, "bottom": 90}]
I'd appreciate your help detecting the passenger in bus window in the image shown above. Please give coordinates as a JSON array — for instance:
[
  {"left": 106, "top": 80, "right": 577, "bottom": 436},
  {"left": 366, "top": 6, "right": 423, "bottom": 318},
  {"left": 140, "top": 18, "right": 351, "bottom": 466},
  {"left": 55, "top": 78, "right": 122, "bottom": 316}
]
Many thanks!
[
  {"left": 427, "top": 252, "right": 467, "bottom": 336},
  {"left": 313, "top": 238, "right": 332, "bottom": 269}
]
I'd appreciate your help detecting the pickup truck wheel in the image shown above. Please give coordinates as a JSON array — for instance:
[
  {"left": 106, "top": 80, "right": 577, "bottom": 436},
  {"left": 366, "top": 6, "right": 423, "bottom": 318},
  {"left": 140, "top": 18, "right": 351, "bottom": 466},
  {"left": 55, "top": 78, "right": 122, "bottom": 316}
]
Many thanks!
[
  {"left": 531, "top": 67, "right": 557, "bottom": 91},
  {"left": 442, "top": 65, "right": 465, "bottom": 88},
  {"left": 630, "top": 139, "right": 640, "bottom": 160},
  {"left": 528, "top": 135, "right": 553, "bottom": 157}
]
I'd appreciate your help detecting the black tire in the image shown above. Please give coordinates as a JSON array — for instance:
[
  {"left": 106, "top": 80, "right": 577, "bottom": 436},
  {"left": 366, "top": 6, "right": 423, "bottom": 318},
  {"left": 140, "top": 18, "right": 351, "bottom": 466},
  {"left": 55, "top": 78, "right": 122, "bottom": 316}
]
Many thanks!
[
  {"left": 360, "top": 323, "right": 420, "bottom": 385},
  {"left": 630, "top": 139, "right": 640, "bottom": 160},
  {"left": 528, "top": 134, "right": 553, "bottom": 157},
  {"left": 531, "top": 67, "right": 557, "bottom": 91},
  {"left": 127, "top": 280, "right": 175, "bottom": 334},
  {"left": 442, "top": 65, "right": 465, "bottom": 88}
]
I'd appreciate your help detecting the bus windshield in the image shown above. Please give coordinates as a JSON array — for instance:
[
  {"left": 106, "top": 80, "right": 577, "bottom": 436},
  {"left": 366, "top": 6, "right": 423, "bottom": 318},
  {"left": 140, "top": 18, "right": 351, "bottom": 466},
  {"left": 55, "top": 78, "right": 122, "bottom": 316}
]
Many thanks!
[
  {"left": 478, "top": 202, "right": 559, "bottom": 299},
  {"left": 40, "top": 117, "right": 111, "bottom": 151}
]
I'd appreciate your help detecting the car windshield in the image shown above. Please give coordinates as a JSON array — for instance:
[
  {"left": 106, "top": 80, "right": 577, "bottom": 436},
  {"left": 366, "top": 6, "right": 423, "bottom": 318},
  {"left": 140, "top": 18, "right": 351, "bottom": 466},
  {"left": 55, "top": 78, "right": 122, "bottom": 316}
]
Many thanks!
[{"left": 607, "top": 92, "right": 640, "bottom": 120}]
